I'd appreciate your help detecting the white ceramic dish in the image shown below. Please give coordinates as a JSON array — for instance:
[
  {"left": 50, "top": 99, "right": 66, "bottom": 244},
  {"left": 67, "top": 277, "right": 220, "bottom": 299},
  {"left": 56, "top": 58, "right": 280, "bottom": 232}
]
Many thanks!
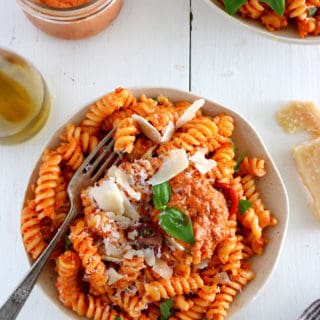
[
  {"left": 22, "top": 87, "right": 289, "bottom": 319},
  {"left": 203, "top": 0, "right": 320, "bottom": 45}
]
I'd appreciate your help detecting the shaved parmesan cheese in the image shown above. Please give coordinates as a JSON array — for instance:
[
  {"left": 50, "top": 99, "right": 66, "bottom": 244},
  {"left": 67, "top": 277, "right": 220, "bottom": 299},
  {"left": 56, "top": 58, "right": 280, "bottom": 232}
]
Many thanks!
[
  {"left": 152, "top": 258, "right": 173, "bottom": 279},
  {"left": 176, "top": 98, "right": 205, "bottom": 128},
  {"left": 107, "top": 268, "right": 124, "bottom": 285},
  {"left": 132, "top": 114, "right": 162, "bottom": 143},
  {"left": 106, "top": 211, "right": 133, "bottom": 228},
  {"left": 89, "top": 179, "right": 124, "bottom": 215},
  {"left": 195, "top": 259, "right": 209, "bottom": 270},
  {"left": 215, "top": 272, "right": 230, "bottom": 284},
  {"left": 101, "top": 255, "right": 122, "bottom": 263},
  {"left": 277, "top": 102, "right": 320, "bottom": 136},
  {"left": 292, "top": 138, "right": 320, "bottom": 219},
  {"left": 161, "top": 121, "right": 175, "bottom": 142},
  {"left": 127, "top": 230, "right": 138, "bottom": 240},
  {"left": 165, "top": 236, "right": 186, "bottom": 251},
  {"left": 189, "top": 149, "right": 217, "bottom": 174},
  {"left": 108, "top": 166, "right": 141, "bottom": 201},
  {"left": 124, "top": 248, "right": 155, "bottom": 267},
  {"left": 121, "top": 191, "right": 140, "bottom": 222},
  {"left": 148, "top": 149, "right": 189, "bottom": 185}
]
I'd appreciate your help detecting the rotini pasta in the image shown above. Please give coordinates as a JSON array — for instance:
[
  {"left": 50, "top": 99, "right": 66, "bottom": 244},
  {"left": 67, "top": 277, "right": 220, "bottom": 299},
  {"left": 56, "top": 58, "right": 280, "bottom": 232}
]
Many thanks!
[
  {"left": 21, "top": 88, "right": 277, "bottom": 320},
  {"left": 223, "top": 0, "right": 320, "bottom": 38}
]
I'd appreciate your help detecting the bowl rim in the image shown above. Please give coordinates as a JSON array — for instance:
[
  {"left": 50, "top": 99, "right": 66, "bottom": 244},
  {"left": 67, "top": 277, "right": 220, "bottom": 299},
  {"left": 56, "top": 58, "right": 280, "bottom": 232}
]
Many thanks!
[
  {"left": 22, "top": 86, "right": 289, "bottom": 319},
  {"left": 202, "top": 0, "right": 320, "bottom": 45}
]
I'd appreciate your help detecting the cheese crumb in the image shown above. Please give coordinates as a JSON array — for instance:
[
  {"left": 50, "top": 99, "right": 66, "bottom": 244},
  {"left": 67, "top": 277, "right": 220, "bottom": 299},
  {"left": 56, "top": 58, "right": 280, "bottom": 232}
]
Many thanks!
[{"left": 107, "top": 268, "right": 124, "bottom": 285}]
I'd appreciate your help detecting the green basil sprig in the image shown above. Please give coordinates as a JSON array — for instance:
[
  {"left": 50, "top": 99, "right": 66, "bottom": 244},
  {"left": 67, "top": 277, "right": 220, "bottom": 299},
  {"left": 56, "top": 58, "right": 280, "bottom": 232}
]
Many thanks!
[
  {"left": 308, "top": 7, "right": 317, "bottom": 16},
  {"left": 234, "top": 152, "right": 246, "bottom": 172},
  {"left": 239, "top": 199, "right": 252, "bottom": 215},
  {"left": 224, "top": 0, "right": 285, "bottom": 17},
  {"left": 115, "top": 317, "right": 121, "bottom": 320},
  {"left": 159, "top": 208, "right": 195, "bottom": 244},
  {"left": 153, "top": 181, "right": 172, "bottom": 211},
  {"left": 160, "top": 298, "right": 174, "bottom": 320}
]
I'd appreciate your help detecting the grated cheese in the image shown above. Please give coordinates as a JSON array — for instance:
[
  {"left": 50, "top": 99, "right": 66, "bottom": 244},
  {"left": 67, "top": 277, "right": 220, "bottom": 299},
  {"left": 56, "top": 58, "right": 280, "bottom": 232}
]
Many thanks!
[{"left": 127, "top": 230, "right": 138, "bottom": 240}]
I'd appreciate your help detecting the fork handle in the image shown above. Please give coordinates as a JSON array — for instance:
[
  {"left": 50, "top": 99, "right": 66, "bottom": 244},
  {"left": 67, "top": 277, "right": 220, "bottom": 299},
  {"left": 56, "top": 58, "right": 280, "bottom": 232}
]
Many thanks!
[{"left": 0, "top": 205, "right": 77, "bottom": 320}]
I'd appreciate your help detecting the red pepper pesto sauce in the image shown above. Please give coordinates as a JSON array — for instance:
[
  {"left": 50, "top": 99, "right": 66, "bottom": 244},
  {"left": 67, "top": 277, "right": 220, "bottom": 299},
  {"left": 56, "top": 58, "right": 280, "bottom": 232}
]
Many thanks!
[
  {"left": 37, "top": 0, "right": 90, "bottom": 9},
  {"left": 168, "top": 169, "right": 229, "bottom": 264}
]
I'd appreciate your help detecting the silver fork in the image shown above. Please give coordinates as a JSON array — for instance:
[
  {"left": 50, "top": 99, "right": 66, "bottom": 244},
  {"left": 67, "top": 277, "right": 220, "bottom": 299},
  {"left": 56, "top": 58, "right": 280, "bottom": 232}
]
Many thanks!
[
  {"left": 0, "top": 128, "right": 120, "bottom": 320},
  {"left": 298, "top": 300, "right": 320, "bottom": 320}
]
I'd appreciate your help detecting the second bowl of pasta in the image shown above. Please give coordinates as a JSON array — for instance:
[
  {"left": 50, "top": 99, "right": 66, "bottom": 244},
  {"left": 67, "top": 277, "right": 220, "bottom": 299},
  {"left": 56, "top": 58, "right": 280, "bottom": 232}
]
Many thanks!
[
  {"left": 21, "top": 87, "right": 289, "bottom": 320},
  {"left": 203, "top": 0, "right": 320, "bottom": 44}
]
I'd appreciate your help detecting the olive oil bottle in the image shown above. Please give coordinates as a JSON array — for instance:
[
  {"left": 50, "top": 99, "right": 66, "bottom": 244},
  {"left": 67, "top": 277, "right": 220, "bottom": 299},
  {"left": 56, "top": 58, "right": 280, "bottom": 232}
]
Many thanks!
[{"left": 0, "top": 48, "right": 50, "bottom": 145}]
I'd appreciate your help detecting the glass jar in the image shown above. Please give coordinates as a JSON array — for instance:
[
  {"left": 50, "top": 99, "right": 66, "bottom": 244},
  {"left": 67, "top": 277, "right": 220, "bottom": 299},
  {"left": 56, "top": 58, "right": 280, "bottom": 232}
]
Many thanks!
[
  {"left": 0, "top": 48, "right": 50, "bottom": 145},
  {"left": 17, "top": 0, "right": 124, "bottom": 40}
]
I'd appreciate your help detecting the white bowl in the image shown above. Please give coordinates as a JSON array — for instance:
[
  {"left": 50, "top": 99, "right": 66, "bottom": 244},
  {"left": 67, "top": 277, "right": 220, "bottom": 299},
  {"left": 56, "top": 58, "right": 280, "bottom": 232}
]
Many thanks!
[
  {"left": 203, "top": 0, "right": 320, "bottom": 45},
  {"left": 23, "top": 87, "right": 289, "bottom": 319}
]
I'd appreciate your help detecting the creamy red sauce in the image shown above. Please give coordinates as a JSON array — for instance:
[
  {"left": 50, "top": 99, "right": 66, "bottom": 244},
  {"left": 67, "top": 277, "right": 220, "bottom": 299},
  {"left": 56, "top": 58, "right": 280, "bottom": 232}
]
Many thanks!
[{"left": 168, "top": 169, "right": 229, "bottom": 263}]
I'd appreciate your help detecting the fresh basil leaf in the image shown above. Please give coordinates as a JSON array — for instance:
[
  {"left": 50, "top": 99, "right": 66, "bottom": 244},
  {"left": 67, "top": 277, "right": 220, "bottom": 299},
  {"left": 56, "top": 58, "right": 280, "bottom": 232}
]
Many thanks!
[
  {"left": 239, "top": 199, "right": 252, "bottom": 215},
  {"left": 160, "top": 298, "right": 174, "bottom": 320},
  {"left": 115, "top": 317, "right": 121, "bottom": 320},
  {"left": 234, "top": 152, "right": 246, "bottom": 172},
  {"left": 153, "top": 181, "right": 172, "bottom": 211},
  {"left": 224, "top": 0, "right": 248, "bottom": 15},
  {"left": 65, "top": 236, "right": 72, "bottom": 251},
  {"left": 159, "top": 207, "right": 195, "bottom": 244},
  {"left": 261, "top": 0, "right": 285, "bottom": 16},
  {"left": 308, "top": 7, "right": 317, "bottom": 16},
  {"left": 231, "top": 139, "right": 239, "bottom": 152}
]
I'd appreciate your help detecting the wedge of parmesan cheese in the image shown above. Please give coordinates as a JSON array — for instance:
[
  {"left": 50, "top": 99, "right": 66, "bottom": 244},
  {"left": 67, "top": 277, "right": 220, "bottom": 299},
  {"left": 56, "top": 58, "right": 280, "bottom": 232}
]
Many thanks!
[
  {"left": 189, "top": 149, "right": 217, "bottom": 174},
  {"left": 132, "top": 114, "right": 162, "bottom": 143},
  {"left": 292, "top": 137, "right": 320, "bottom": 219},
  {"left": 148, "top": 149, "right": 189, "bottom": 185},
  {"left": 108, "top": 165, "right": 141, "bottom": 201},
  {"left": 277, "top": 101, "right": 320, "bottom": 136},
  {"left": 89, "top": 179, "right": 124, "bottom": 215},
  {"left": 176, "top": 98, "right": 205, "bottom": 128}
]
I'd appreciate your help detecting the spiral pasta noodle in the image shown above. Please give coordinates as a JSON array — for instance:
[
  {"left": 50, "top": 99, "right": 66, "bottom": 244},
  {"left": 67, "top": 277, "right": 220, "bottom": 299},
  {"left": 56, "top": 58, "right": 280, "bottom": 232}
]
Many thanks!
[
  {"left": 69, "top": 219, "right": 109, "bottom": 295},
  {"left": 21, "top": 200, "right": 47, "bottom": 259},
  {"left": 20, "top": 88, "right": 277, "bottom": 320},
  {"left": 239, "top": 0, "right": 266, "bottom": 19},
  {"left": 81, "top": 87, "right": 135, "bottom": 135},
  {"left": 35, "top": 150, "right": 62, "bottom": 221},
  {"left": 114, "top": 117, "right": 140, "bottom": 153}
]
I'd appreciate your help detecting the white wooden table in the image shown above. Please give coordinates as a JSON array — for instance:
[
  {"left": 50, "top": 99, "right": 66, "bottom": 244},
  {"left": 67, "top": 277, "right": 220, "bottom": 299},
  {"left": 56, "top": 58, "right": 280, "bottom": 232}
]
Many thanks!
[{"left": 1, "top": 0, "right": 320, "bottom": 319}]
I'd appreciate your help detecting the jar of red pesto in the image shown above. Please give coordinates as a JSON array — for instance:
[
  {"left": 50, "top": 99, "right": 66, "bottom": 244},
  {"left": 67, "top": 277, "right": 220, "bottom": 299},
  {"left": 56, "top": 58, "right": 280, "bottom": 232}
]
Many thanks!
[{"left": 17, "top": 0, "right": 123, "bottom": 40}]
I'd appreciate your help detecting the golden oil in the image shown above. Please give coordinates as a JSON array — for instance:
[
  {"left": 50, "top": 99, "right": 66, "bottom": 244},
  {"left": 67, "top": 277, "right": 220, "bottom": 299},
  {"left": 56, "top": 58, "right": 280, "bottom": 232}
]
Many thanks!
[{"left": 0, "top": 48, "right": 50, "bottom": 145}]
